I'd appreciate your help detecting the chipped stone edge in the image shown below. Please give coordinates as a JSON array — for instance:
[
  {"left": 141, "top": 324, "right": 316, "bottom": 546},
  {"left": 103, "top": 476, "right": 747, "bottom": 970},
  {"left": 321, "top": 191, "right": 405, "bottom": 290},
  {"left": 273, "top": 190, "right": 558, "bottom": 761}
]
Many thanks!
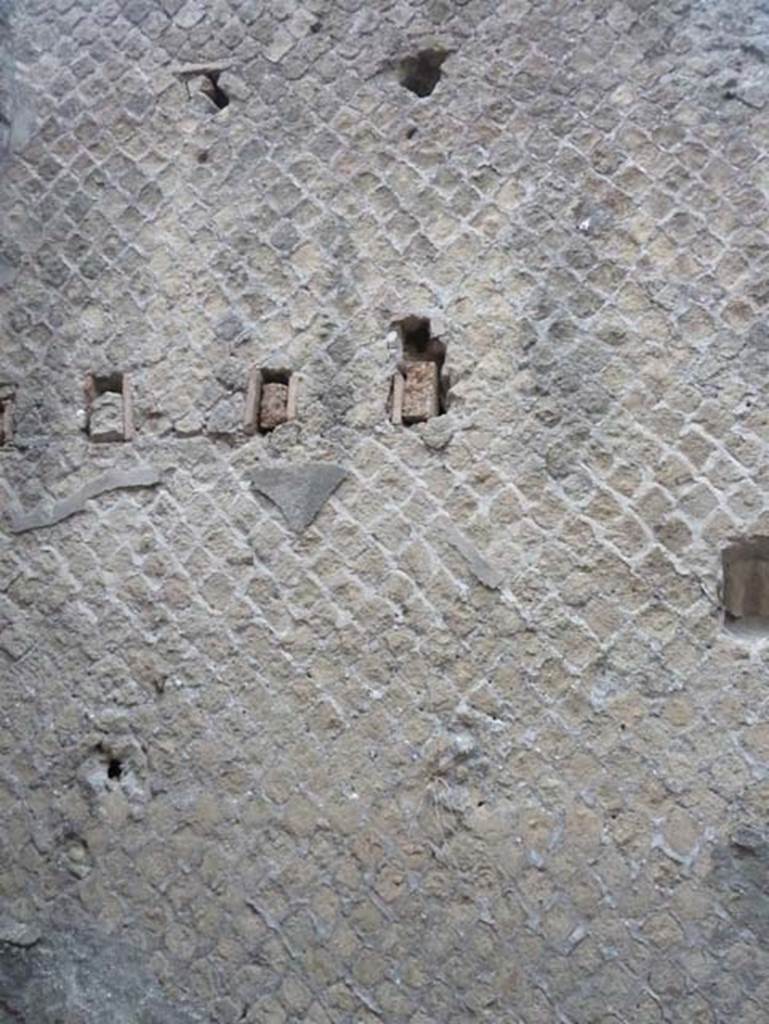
[
  {"left": 0, "top": 917, "right": 41, "bottom": 947},
  {"left": 7, "top": 466, "right": 161, "bottom": 534},
  {"left": 439, "top": 517, "right": 503, "bottom": 590},
  {"left": 169, "top": 61, "right": 233, "bottom": 79}
]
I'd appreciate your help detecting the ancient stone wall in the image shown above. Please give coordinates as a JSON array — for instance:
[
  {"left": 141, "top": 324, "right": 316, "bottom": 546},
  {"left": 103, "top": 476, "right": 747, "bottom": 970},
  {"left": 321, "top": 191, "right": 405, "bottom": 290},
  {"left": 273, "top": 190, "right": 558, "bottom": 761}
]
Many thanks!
[{"left": 3, "top": 1, "right": 769, "bottom": 1021}]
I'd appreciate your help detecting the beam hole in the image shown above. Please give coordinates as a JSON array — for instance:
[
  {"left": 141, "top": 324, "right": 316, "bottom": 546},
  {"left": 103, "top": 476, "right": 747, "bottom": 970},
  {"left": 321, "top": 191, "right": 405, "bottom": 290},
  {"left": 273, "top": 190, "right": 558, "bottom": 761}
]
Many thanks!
[
  {"left": 201, "top": 71, "right": 229, "bottom": 110},
  {"left": 722, "top": 537, "right": 769, "bottom": 637},
  {"left": 398, "top": 49, "right": 448, "bottom": 97}
]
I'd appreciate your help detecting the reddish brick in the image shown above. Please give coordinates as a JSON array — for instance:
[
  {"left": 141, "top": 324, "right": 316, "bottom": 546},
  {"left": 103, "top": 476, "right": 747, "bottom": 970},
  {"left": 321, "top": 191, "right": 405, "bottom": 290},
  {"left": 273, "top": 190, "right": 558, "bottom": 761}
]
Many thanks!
[
  {"left": 259, "top": 382, "right": 289, "bottom": 431},
  {"left": 402, "top": 362, "right": 439, "bottom": 423}
]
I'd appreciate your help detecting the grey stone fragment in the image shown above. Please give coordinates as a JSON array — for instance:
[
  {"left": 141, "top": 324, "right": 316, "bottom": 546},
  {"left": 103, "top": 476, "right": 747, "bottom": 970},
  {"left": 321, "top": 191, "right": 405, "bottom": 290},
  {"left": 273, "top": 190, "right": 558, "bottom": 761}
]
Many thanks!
[
  {"left": 420, "top": 416, "right": 454, "bottom": 450},
  {"left": 216, "top": 70, "right": 248, "bottom": 101},
  {"left": 0, "top": 917, "right": 41, "bottom": 948},
  {"left": 439, "top": 517, "right": 503, "bottom": 589},
  {"left": 0, "top": 926, "right": 204, "bottom": 1023},
  {"left": 574, "top": 198, "right": 614, "bottom": 237},
  {"left": 174, "top": 0, "right": 206, "bottom": 29},
  {"left": 189, "top": 89, "right": 219, "bottom": 115},
  {"left": 206, "top": 395, "right": 241, "bottom": 436},
  {"left": 7, "top": 466, "right": 161, "bottom": 533},
  {"left": 248, "top": 462, "right": 347, "bottom": 532},
  {"left": 89, "top": 391, "right": 124, "bottom": 442},
  {"left": 731, "top": 825, "right": 767, "bottom": 853},
  {"left": 710, "top": 827, "right": 769, "bottom": 942},
  {"left": 0, "top": 257, "right": 17, "bottom": 287}
]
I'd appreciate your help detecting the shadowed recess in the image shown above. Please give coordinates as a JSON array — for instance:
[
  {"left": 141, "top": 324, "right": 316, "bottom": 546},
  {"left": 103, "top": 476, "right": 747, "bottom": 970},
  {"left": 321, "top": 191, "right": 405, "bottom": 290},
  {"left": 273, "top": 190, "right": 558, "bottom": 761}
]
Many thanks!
[
  {"left": 722, "top": 536, "right": 769, "bottom": 636},
  {"left": 398, "top": 49, "right": 448, "bottom": 97},
  {"left": 201, "top": 71, "right": 229, "bottom": 110}
]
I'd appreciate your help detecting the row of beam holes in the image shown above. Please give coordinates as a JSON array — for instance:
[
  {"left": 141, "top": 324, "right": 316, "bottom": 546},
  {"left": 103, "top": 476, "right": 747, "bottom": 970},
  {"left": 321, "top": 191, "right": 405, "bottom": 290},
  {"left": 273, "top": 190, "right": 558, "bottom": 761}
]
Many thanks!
[
  {"left": 5, "top": 376, "right": 768, "bottom": 642},
  {"left": 188, "top": 49, "right": 759, "bottom": 635},
  {"left": 67, "top": 319, "right": 445, "bottom": 444},
  {"left": 192, "top": 48, "right": 447, "bottom": 151},
  {"left": 76, "top": 368, "right": 296, "bottom": 442},
  {"left": 0, "top": 320, "right": 446, "bottom": 448}
]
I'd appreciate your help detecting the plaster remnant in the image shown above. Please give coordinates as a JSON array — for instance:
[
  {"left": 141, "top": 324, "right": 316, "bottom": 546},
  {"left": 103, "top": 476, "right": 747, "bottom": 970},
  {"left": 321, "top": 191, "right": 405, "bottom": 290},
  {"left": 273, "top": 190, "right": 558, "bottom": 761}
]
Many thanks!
[
  {"left": 7, "top": 467, "right": 161, "bottom": 534},
  {"left": 0, "top": 927, "right": 205, "bottom": 1023},
  {"left": 710, "top": 826, "right": 769, "bottom": 942},
  {"left": 248, "top": 462, "right": 347, "bottom": 532}
]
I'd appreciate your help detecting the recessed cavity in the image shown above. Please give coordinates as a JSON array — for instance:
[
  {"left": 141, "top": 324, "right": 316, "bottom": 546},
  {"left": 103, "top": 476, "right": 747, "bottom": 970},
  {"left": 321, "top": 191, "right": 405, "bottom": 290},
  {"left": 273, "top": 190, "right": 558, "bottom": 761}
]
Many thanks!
[
  {"left": 84, "top": 371, "right": 133, "bottom": 443},
  {"left": 201, "top": 71, "right": 229, "bottom": 110},
  {"left": 244, "top": 367, "right": 298, "bottom": 434},
  {"left": 391, "top": 316, "right": 449, "bottom": 426},
  {"left": 722, "top": 537, "right": 769, "bottom": 636},
  {"left": 398, "top": 49, "right": 448, "bottom": 97},
  {"left": 0, "top": 389, "right": 15, "bottom": 446},
  {"left": 107, "top": 758, "right": 123, "bottom": 780}
]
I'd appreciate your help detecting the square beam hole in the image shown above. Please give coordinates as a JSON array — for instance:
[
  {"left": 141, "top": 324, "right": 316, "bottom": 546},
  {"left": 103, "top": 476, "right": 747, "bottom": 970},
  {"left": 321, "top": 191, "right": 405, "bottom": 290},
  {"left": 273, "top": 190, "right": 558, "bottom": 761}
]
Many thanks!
[
  {"left": 0, "top": 390, "right": 15, "bottom": 446},
  {"left": 244, "top": 367, "right": 297, "bottom": 434},
  {"left": 722, "top": 537, "right": 769, "bottom": 637},
  {"left": 84, "top": 371, "right": 133, "bottom": 443},
  {"left": 391, "top": 316, "right": 448, "bottom": 427},
  {"left": 398, "top": 49, "right": 448, "bottom": 97}
]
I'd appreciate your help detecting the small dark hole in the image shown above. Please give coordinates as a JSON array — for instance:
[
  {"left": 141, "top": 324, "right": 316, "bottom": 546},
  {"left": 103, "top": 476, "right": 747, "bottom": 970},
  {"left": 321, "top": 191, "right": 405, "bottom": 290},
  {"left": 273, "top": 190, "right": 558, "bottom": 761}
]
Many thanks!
[
  {"left": 107, "top": 758, "right": 123, "bottom": 780},
  {"left": 202, "top": 71, "right": 229, "bottom": 110},
  {"left": 92, "top": 372, "right": 123, "bottom": 396},
  {"left": 396, "top": 316, "right": 446, "bottom": 371},
  {"left": 620, "top": 723, "right": 626, "bottom": 731},
  {"left": 310, "top": 20, "right": 322, "bottom": 33},
  {"left": 261, "top": 367, "right": 291, "bottom": 386},
  {"left": 723, "top": 78, "right": 738, "bottom": 100},
  {"left": 398, "top": 49, "right": 448, "bottom": 98},
  {"left": 406, "top": 126, "right": 418, "bottom": 139},
  {"left": 197, "top": 151, "right": 209, "bottom": 164}
]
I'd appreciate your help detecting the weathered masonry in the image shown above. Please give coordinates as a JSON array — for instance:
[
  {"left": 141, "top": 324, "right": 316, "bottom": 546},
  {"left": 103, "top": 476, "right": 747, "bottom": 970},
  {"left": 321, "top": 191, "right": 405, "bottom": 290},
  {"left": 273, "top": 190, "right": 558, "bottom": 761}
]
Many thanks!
[{"left": 3, "top": 2, "right": 769, "bottom": 1023}]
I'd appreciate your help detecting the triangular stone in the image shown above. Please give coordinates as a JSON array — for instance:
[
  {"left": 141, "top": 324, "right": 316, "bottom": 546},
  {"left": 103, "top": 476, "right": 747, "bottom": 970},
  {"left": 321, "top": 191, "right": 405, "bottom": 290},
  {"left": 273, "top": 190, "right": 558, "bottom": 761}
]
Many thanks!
[{"left": 247, "top": 462, "right": 347, "bottom": 532}]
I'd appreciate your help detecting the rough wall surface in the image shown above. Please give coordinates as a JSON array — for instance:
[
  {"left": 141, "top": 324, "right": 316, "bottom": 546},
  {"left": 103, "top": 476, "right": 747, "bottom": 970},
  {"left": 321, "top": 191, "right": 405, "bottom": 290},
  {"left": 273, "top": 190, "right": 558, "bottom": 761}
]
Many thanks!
[{"left": 2, "top": 0, "right": 769, "bottom": 1021}]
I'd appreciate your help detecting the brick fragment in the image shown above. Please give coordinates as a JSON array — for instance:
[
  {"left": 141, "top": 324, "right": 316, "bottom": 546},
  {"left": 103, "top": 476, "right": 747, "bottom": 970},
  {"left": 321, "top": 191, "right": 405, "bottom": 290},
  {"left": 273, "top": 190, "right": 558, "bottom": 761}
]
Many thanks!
[
  {"left": 402, "top": 362, "right": 439, "bottom": 424},
  {"left": 259, "top": 382, "right": 289, "bottom": 431}
]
